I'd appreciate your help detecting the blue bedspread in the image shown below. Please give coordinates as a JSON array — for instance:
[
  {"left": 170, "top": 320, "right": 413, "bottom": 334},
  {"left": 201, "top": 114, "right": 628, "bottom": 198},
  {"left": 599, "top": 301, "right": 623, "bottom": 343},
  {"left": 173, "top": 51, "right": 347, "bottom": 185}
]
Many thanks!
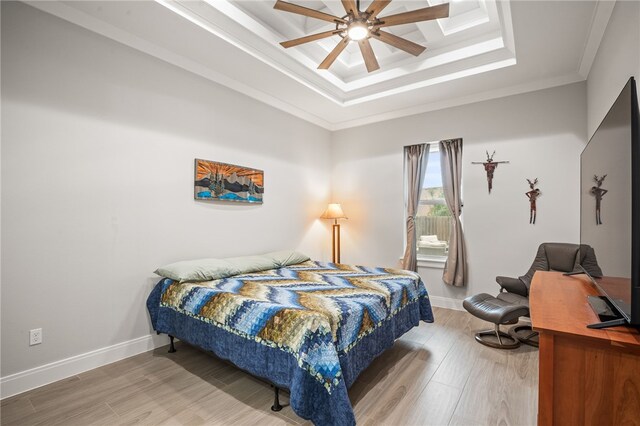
[{"left": 147, "top": 261, "right": 433, "bottom": 425}]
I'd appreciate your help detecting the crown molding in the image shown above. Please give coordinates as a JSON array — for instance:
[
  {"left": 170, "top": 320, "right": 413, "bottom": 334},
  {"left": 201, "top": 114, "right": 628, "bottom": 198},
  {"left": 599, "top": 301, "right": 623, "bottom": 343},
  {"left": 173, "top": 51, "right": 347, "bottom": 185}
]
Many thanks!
[
  {"left": 578, "top": 0, "right": 615, "bottom": 79},
  {"left": 23, "top": 0, "right": 335, "bottom": 130},
  {"left": 330, "top": 72, "right": 585, "bottom": 131},
  {"left": 21, "top": 1, "right": 595, "bottom": 132}
]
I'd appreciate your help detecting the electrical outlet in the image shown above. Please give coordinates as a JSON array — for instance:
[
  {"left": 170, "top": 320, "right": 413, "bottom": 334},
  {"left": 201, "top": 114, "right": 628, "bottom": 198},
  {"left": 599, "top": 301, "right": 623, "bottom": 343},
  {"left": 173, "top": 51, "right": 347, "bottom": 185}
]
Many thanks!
[{"left": 30, "top": 328, "right": 42, "bottom": 346}]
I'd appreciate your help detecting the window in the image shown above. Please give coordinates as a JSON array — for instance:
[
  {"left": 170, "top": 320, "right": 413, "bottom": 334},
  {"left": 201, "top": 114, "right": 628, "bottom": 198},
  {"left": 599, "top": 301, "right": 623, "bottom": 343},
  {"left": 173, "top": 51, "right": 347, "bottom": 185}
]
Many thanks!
[{"left": 416, "top": 145, "right": 451, "bottom": 258}]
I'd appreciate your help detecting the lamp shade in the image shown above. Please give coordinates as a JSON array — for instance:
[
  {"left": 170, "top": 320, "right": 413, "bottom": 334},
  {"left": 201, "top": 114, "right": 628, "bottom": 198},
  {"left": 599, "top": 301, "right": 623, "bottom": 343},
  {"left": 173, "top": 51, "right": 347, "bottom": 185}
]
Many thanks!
[{"left": 320, "top": 203, "right": 347, "bottom": 220}]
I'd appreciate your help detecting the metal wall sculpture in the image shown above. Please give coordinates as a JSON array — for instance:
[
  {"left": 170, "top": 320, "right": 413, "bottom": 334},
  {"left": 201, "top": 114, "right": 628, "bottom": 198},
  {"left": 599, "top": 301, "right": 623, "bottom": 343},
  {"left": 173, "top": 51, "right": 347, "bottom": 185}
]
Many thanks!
[
  {"left": 472, "top": 150, "right": 509, "bottom": 194},
  {"left": 525, "top": 178, "right": 541, "bottom": 224}
]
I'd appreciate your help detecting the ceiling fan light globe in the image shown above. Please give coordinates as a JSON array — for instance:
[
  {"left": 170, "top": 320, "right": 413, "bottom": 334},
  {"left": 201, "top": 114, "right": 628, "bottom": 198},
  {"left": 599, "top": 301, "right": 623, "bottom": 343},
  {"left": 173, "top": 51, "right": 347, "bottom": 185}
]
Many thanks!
[{"left": 347, "top": 23, "right": 368, "bottom": 41}]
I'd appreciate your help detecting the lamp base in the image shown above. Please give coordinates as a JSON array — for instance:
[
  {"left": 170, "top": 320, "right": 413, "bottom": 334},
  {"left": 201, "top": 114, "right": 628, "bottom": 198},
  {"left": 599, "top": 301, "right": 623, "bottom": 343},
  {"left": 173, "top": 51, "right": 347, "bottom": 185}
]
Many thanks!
[{"left": 332, "top": 223, "right": 341, "bottom": 264}]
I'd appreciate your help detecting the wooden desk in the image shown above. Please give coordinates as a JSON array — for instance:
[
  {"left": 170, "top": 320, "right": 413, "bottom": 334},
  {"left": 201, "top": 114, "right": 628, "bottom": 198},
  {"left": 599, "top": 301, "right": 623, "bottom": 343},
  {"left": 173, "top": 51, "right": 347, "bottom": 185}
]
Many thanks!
[{"left": 530, "top": 271, "right": 640, "bottom": 426}]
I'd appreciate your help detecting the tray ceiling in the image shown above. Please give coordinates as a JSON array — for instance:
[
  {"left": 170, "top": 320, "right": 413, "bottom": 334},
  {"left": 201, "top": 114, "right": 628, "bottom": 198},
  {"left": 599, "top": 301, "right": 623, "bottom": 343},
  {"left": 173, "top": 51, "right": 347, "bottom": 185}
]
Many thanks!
[
  {"left": 25, "top": 1, "right": 614, "bottom": 130},
  {"left": 165, "top": 0, "right": 515, "bottom": 104}
]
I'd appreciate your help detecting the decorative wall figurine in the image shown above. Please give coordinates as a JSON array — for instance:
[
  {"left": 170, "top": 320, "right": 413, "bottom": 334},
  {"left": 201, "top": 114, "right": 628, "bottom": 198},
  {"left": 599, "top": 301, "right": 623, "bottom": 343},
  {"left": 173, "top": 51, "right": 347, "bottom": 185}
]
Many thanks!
[
  {"left": 590, "top": 174, "right": 607, "bottom": 225},
  {"left": 472, "top": 150, "right": 509, "bottom": 193},
  {"left": 525, "top": 178, "right": 541, "bottom": 224}
]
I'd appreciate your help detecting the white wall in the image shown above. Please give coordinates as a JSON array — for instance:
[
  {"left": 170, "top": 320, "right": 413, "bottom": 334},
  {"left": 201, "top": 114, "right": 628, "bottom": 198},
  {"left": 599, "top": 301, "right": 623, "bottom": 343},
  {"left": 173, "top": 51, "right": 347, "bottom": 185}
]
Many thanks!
[
  {"left": 587, "top": 0, "right": 640, "bottom": 137},
  {"left": 1, "top": 2, "right": 331, "bottom": 378},
  {"left": 331, "top": 83, "right": 587, "bottom": 301}
]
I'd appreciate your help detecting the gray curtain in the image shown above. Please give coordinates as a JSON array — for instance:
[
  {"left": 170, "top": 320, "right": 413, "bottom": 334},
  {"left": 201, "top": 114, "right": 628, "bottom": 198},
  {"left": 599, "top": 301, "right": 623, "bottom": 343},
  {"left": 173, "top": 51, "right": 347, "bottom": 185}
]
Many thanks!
[
  {"left": 439, "top": 139, "right": 466, "bottom": 286},
  {"left": 402, "top": 144, "right": 430, "bottom": 272}
]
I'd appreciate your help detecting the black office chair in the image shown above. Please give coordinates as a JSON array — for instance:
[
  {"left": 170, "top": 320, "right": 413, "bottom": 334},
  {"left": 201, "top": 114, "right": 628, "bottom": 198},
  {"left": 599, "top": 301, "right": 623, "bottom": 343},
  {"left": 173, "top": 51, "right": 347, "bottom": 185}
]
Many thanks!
[{"left": 464, "top": 243, "right": 602, "bottom": 348}]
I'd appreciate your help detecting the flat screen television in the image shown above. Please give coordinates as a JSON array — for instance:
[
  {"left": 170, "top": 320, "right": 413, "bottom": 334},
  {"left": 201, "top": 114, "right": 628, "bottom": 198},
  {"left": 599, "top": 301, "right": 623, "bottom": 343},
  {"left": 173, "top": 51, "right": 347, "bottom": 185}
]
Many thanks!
[{"left": 580, "top": 77, "right": 640, "bottom": 328}]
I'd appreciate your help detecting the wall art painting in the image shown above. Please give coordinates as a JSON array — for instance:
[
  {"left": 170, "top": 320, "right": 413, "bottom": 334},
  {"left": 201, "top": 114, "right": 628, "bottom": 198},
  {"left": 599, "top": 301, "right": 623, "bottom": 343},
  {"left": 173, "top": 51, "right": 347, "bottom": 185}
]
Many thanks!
[{"left": 194, "top": 159, "right": 263, "bottom": 204}]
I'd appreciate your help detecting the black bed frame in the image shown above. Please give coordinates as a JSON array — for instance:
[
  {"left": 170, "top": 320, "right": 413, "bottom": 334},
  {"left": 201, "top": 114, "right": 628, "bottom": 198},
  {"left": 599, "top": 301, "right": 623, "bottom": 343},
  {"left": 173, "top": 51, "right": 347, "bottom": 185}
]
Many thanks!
[{"left": 166, "top": 334, "right": 286, "bottom": 412}]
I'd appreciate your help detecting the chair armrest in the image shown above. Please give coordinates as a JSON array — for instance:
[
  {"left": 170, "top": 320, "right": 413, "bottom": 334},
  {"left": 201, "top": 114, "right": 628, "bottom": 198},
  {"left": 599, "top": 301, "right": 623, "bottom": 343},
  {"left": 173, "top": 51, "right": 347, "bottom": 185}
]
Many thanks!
[{"left": 496, "top": 276, "right": 528, "bottom": 296}]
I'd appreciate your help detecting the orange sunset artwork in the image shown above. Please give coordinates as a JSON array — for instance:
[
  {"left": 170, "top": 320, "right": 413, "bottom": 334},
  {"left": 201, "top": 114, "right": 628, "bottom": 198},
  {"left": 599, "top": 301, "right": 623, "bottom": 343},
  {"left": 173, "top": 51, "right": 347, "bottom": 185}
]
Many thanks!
[{"left": 194, "top": 159, "right": 263, "bottom": 203}]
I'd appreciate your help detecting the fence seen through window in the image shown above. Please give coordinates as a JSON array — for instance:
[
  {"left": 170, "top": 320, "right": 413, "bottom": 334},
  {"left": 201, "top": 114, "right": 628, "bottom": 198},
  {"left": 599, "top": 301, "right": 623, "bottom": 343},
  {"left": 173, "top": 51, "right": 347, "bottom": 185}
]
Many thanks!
[{"left": 416, "top": 148, "right": 452, "bottom": 258}]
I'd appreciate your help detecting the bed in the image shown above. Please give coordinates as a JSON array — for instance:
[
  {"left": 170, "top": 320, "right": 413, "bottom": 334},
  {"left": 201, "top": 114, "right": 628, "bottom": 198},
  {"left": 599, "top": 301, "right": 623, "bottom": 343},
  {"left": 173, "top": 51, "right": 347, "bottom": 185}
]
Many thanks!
[{"left": 147, "top": 255, "right": 433, "bottom": 425}]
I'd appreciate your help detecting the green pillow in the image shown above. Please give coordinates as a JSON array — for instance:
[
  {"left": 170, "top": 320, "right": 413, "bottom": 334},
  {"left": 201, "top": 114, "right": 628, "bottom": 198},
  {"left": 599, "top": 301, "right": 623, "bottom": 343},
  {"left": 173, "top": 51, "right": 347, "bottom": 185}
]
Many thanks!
[
  {"left": 154, "top": 258, "right": 234, "bottom": 282},
  {"left": 154, "top": 250, "right": 310, "bottom": 282},
  {"left": 265, "top": 250, "right": 310, "bottom": 267},
  {"left": 225, "top": 255, "right": 277, "bottom": 275}
]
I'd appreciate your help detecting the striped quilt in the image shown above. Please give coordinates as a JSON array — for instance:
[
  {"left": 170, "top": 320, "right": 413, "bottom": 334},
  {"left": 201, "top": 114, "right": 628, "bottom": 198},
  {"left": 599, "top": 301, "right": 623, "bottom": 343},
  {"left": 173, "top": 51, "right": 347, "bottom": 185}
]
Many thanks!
[{"left": 149, "top": 260, "right": 433, "bottom": 425}]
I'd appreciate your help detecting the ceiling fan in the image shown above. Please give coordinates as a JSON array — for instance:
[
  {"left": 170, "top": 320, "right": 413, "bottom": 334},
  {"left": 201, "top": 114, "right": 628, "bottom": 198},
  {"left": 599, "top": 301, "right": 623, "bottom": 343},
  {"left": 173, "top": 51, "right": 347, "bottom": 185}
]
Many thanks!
[{"left": 274, "top": 0, "right": 450, "bottom": 73}]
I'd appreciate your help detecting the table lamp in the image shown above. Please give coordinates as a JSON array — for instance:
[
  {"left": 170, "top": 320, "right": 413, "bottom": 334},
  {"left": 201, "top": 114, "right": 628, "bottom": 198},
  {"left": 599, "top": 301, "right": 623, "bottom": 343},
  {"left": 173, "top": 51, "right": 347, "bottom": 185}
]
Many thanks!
[{"left": 321, "top": 203, "right": 347, "bottom": 264}]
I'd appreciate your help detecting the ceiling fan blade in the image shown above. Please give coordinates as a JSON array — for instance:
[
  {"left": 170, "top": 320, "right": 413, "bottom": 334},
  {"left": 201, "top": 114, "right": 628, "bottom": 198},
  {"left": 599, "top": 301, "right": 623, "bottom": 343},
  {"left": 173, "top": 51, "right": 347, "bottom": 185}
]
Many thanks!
[
  {"left": 318, "top": 37, "right": 350, "bottom": 70},
  {"left": 370, "top": 30, "right": 426, "bottom": 56},
  {"left": 358, "top": 39, "right": 380, "bottom": 72},
  {"left": 341, "top": 0, "right": 359, "bottom": 17},
  {"left": 274, "top": 0, "right": 347, "bottom": 24},
  {"left": 364, "top": 0, "right": 392, "bottom": 19},
  {"left": 280, "top": 30, "right": 342, "bottom": 48},
  {"left": 376, "top": 3, "right": 449, "bottom": 27}
]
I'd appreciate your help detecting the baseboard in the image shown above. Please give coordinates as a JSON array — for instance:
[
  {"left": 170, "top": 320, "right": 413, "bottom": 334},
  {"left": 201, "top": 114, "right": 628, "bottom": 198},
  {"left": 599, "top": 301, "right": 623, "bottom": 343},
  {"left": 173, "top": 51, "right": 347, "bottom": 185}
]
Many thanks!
[
  {"left": 429, "top": 295, "right": 465, "bottom": 311},
  {"left": 0, "top": 296, "right": 468, "bottom": 399},
  {"left": 0, "top": 333, "right": 168, "bottom": 399}
]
